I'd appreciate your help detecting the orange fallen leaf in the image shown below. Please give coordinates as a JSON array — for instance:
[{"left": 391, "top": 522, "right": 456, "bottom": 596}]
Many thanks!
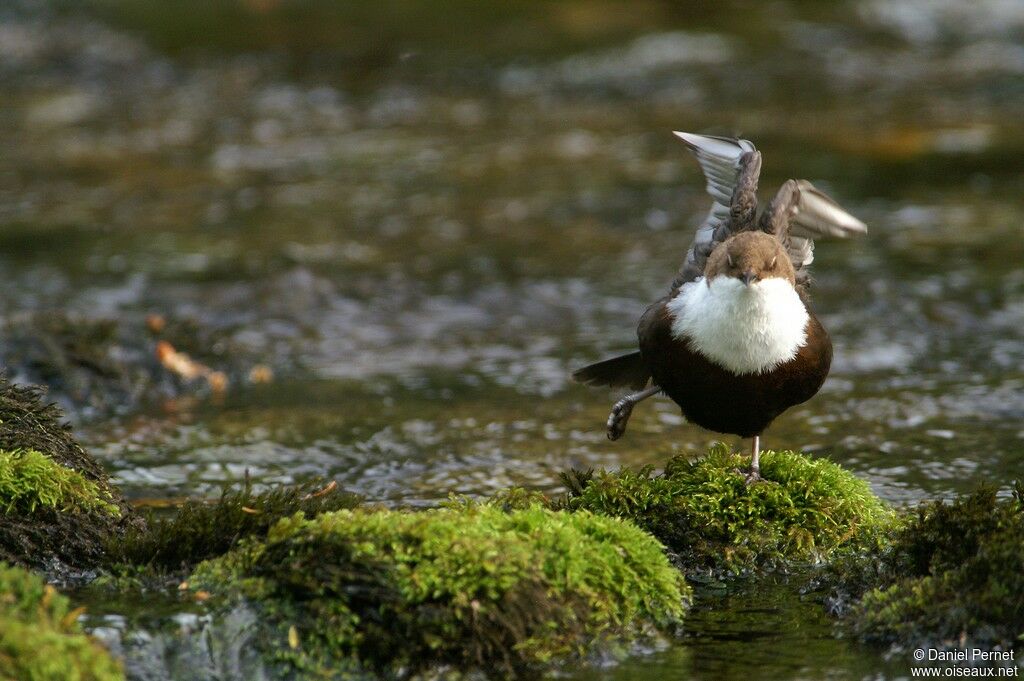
[
  {"left": 248, "top": 364, "right": 274, "bottom": 384},
  {"left": 207, "top": 371, "right": 228, "bottom": 394},
  {"left": 302, "top": 480, "right": 338, "bottom": 500},
  {"left": 156, "top": 341, "right": 208, "bottom": 380},
  {"left": 61, "top": 605, "right": 88, "bottom": 629}
]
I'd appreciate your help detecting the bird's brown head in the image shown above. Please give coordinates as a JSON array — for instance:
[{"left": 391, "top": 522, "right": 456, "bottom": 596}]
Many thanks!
[{"left": 705, "top": 231, "right": 796, "bottom": 287}]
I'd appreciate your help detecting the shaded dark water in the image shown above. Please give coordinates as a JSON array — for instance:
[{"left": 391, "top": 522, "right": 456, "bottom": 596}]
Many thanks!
[{"left": 2, "top": 0, "right": 1024, "bottom": 678}]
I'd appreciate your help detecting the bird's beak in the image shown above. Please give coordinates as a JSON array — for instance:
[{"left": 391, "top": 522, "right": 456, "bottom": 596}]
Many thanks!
[{"left": 742, "top": 271, "right": 757, "bottom": 287}]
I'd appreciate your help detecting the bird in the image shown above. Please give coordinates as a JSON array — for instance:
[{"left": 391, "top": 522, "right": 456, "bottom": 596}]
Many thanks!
[{"left": 573, "top": 132, "right": 867, "bottom": 482}]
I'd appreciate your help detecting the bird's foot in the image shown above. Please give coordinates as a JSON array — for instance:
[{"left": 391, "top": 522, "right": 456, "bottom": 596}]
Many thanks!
[
  {"left": 606, "top": 398, "right": 635, "bottom": 441},
  {"left": 744, "top": 469, "right": 765, "bottom": 485},
  {"left": 734, "top": 467, "right": 768, "bottom": 485}
]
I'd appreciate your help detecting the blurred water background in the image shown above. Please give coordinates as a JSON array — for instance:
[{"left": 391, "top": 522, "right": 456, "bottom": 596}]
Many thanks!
[{"left": 1, "top": 0, "right": 1023, "bottom": 678}]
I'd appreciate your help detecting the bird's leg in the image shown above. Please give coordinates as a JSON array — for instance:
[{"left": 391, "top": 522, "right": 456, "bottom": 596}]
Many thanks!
[
  {"left": 745, "top": 434, "right": 764, "bottom": 484},
  {"left": 606, "top": 385, "right": 660, "bottom": 441}
]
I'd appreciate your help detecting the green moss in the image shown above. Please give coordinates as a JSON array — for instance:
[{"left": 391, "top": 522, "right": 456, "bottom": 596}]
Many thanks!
[
  {"left": 0, "top": 378, "right": 141, "bottom": 570},
  {"left": 105, "top": 478, "right": 360, "bottom": 575},
  {"left": 191, "top": 504, "right": 689, "bottom": 678},
  {"left": 838, "top": 485, "right": 1024, "bottom": 649},
  {"left": 557, "top": 445, "right": 894, "bottom": 576},
  {"left": 0, "top": 449, "right": 119, "bottom": 517},
  {"left": 0, "top": 563, "right": 123, "bottom": 681}
]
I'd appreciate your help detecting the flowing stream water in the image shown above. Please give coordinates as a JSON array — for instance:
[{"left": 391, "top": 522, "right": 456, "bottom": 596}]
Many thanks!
[{"left": 2, "top": 1, "right": 1023, "bottom": 678}]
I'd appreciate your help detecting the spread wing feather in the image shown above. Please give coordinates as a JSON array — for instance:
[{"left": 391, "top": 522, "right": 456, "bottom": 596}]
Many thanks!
[
  {"left": 760, "top": 179, "right": 867, "bottom": 285},
  {"left": 671, "top": 132, "right": 760, "bottom": 288}
]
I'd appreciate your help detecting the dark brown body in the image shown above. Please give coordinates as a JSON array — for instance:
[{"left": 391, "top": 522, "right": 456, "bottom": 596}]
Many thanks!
[{"left": 637, "top": 294, "right": 832, "bottom": 438}]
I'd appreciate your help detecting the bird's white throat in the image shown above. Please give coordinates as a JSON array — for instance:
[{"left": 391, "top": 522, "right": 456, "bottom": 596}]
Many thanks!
[{"left": 668, "top": 276, "right": 810, "bottom": 375}]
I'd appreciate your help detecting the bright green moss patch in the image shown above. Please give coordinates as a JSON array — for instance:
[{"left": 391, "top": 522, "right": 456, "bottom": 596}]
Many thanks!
[
  {"left": 191, "top": 504, "right": 689, "bottom": 678},
  {"left": 837, "top": 485, "right": 1024, "bottom": 649},
  {"left": 0, "top": 449, "right": 119, "bottom": 517},
  {"left": 558, "top": 445, "right": 894, "bottom": 576},
  {"left": 0, "top": 563, "right": 123, "bottom": 681}
]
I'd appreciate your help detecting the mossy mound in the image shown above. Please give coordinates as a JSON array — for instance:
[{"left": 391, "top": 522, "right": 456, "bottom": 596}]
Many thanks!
[
  {"left": 835, "top": 485, "right": 1024, "bottom": 649},
  {"left": 106, "top": 479, "right": 360, "bottom": 576},
  {"left": 190, "top": 504, "right": 689, "bottom": 678},
  {"left": 0, "top": 562, "right": 123, "bottom": 681},
  {"left": 0, "top": 378, "right": 140, "bottom": 571},
  {"left": 557, "top": 445, "right": 893, "bottom": 577}
]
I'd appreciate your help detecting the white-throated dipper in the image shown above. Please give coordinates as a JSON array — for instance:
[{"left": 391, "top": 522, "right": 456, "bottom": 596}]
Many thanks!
[{"left": 573, "top": 132, "right": 867, "bottom": 482}]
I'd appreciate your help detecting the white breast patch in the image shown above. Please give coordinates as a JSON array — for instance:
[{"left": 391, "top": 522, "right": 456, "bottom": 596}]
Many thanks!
[{"left": 667, "top": 276, "right": 810, "bottom": 375}]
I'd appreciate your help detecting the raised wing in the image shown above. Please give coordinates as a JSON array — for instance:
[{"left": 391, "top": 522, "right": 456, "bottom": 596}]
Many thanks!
[
  {"left": 759, "top": 179, "right": 867, "bottom": 286},
  {"left": 671, "top": 132, "right": 761, "bottom": 289}
]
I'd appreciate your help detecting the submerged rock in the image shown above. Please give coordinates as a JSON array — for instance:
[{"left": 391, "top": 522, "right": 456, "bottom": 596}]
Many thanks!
[
  {"left": 0, "top": 378, "right": 141, "bottom": 574},
  {"left": 1, "top": 312, "right": 270, "bottom": 422},
  {"left": 553, "top": 445, "right": 894, "bottom": 578},
  {"left": 831, "top": 485, "right": 1024, "bottom": 651},
  {"left": 189, "top": 504, "right": 689, "bottom": 678},
  {"left": 0, "top": 562, "right": 123, "bottom": 681}
]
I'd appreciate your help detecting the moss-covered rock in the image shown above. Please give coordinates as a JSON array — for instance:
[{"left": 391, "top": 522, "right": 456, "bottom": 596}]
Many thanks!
[
  {"left": 832, "top": 485, "right": 1024, "bottom": 650},
  {"left": 0, "top": 562, "right": 123, "bottom": 681},
  {"left": 106, "top": 479, "right": 360, "bottom": 576},
  {"left": 0, "top": 449, "right": 119, "bottom": 517},
  {"left": 0, "top": 378, "right": 141, "bottom": 571},
  {"left": 556, "top": 445, "right": 893, "bottom": 577},
  {"left": 190, "top": 504, "right": 689, "bottom": 678}
]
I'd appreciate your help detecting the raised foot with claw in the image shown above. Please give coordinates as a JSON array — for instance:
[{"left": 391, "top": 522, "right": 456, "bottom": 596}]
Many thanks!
[{"left": 606, "top": 398, "right": 635, "bottom": 440}]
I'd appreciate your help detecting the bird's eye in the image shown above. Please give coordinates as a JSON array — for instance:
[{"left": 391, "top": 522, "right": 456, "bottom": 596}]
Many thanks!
[{"left": 768, "top": 256, "right": 777, "bottom": 269}]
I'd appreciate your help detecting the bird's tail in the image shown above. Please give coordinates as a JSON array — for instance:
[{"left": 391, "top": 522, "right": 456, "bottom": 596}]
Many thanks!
[{"left": 572, "top": 351, "right": 651, "bottom": 390}]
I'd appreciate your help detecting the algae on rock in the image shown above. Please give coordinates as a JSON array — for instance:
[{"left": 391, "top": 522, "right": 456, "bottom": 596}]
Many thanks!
[
  {"left": 0, "top": 562, "right": 123, "bottom": 681},
  {"left": 556, "top": 445, "right": 893, "bottom": 577},
  {"left": 190, "top": 504, "right": 690, "bottom": 678}
]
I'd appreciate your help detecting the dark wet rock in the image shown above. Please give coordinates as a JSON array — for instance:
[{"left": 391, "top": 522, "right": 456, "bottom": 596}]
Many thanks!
[
  {"left": 0, "top": 311, "right": 276, "bottom": 421},
  {"left": 0, "top": 377, "right": 142, "bottom": 573},
  {"left": 189, "top": 504, "right": 689, "bottom": 679},
  {"left": 0, "top": 562, "right": 124, "bottom": 681},
  {"left": 1, "top": 313, "right": 151, "bottom": 421}
]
